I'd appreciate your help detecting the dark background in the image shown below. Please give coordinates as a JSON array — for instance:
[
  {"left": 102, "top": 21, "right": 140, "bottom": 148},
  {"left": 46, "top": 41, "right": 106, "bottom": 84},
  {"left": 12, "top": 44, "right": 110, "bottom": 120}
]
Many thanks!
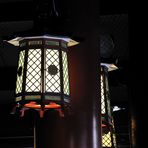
[{"left": 0, "top": 0, "right": 130, "bottom": 147}]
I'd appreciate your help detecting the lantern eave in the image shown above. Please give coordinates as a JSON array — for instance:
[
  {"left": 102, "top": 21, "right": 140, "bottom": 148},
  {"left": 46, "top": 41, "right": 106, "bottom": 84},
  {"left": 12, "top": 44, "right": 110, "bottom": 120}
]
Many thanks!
[
  {"left": 101, "top": 63, "right": 118, "bottom": 71},
  {"left": 7, "top": 35, "right": 79, "bottom": 47}
]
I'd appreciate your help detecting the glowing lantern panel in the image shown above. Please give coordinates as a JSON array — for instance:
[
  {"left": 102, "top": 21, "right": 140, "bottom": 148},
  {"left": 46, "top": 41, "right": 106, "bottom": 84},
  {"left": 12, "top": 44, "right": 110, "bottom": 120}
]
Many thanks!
[
  {"left": 101, "top": 64, "right": 117, "bottom": 148},
  {"left": 14, "top": 35, "right": 78, "bottom": 117}
]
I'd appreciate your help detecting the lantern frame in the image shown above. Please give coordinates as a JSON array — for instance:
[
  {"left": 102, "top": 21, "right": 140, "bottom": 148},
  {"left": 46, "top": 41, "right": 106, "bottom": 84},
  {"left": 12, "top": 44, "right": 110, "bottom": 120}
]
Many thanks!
[
  {"left": 101, "top": 63, "right": 117, "bottom": 148},
  {"left": 11, "top": 35, "right": 78, "bottom": 117}
]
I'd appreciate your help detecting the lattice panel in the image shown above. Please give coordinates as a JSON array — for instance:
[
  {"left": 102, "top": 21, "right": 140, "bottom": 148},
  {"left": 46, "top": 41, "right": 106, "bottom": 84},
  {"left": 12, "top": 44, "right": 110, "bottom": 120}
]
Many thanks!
[
  {"left": 62, "top": 51, "right": 70, "bottom": 95},
  {"left": 112, "top": 119, "right": 117, "bottom": 147},
  {"left": 101, "top": 69, "right": 117, "bottom": 148},
  {"left": 113, "top": 133, "right": 117, "bottom": 147},
  {"left": 16, "top": 50, "right": 25, "bottom": 94},
  {"left": 101, "top": 75, "right": 106, "bottom": 114},
  {"left": 45, "top": 49, "right": 60, "bottom": 93},
  {"left": 102, "top": 132, "right": 112, "bottom": 147},
  {"left": 25, "top": 49, "right": 41, "bottom": 92}
]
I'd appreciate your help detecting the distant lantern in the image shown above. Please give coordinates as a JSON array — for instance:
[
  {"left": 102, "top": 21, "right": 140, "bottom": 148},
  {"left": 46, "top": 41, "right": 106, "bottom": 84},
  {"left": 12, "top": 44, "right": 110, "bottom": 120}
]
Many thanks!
[
  {"left": 9, "top": 35, "right": 78, "bottom": 117},
  {"left": 100, "top": 63, "right": 118, "bottom": 148}
]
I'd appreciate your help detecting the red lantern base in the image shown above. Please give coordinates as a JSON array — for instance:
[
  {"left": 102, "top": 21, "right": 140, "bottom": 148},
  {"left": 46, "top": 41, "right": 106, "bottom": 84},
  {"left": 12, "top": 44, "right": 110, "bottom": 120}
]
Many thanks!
[{"left": 12, "top": 101, "right": 64, "bottom": 118}]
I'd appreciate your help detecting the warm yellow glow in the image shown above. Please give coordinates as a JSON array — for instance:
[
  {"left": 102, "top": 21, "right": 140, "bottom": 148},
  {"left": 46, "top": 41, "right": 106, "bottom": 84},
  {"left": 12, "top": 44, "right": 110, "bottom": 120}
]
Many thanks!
[
  {"left": 45, "top": 49, "right": 60, "bottom": 92},
  {"left": 26, "top": 49, "right": 41, "bottom": 92},
  {"left": 101, "top": 75, "right": 106, "bottom": 114},
  {"left": 16, "top": 50, "right": 25, "bottom": 94},
  {"left": 62, "top": 51, "right": 70, "bottom": 95},
  {"left": 102, "top": 132, "right": 112, "bottom": 147},
  {"left": 101, "top": 65, "right": 117, "bottom": 147}
]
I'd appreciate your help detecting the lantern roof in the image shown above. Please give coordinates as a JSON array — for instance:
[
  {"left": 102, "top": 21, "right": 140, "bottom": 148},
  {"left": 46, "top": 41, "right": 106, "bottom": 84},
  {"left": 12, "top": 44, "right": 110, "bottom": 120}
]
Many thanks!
[
  {"left": 7, "top": 35, "right": 79, "bottom": 47},
  {"left": 101, "top": 63, "right": 118, "bottom": 71}
]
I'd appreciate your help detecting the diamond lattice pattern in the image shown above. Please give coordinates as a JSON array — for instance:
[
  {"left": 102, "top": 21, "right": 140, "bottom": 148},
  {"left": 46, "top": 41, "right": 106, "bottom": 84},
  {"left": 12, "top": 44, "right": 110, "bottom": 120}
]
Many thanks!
[
  {"left": 16, "top": 50, "right": 25, "bottom": 94},
  {"left": 102, "top": 132, "right": 112, "bottom": 147},
  {"left": 101, "top": 75, "right": 106, "bottom": 114},
  {"left": 45, "top": 49, "right": 60, "bottom": 93},
  {"left": 25, "top": 49, "right": 41, "bottom": 92},
  {"left": 62, "top": 51, "right": 70, "bottom": 95},
  {"left": 101, "top": 72, "right": 117, "bottom": 147},
  {"left": 101, "top": 74, "right": 112, "bottom": 147}
]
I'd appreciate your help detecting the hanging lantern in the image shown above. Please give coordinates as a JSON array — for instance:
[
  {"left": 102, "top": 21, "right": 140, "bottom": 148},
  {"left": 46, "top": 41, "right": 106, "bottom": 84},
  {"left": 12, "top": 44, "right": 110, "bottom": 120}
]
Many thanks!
[
  {"left": 9, "top": 35, "right": 78, "bottom": 117},
  {"left": 100, "top": 63, "right": 118, "bottom": 148}
]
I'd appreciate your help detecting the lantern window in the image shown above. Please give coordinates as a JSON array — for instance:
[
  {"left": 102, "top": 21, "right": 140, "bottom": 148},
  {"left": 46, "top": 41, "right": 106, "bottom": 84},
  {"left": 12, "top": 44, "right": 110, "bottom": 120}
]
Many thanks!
[
  {"left": 101, "top": 65, "right": 117, "bottom": 148},
  {"left": 13, "top": 35, "right": 78, "bottom": 117},
  {"left": 26, "top": 49, "right": 41, "bottom": 92},
  {"left": 62, "top": 51, "right": 70, "bottom": 95},
  {"left": 101, "top": 75, "right": 106, "bottom": 114},
  {"left": 45, "top": 49, "right": 60, "bottom": 93},
  {"left": 102, "top": 132, "right": 112, "bottom": 147},
  {"left": 16, "top": 50, "right": 25, "bottom": 94}
]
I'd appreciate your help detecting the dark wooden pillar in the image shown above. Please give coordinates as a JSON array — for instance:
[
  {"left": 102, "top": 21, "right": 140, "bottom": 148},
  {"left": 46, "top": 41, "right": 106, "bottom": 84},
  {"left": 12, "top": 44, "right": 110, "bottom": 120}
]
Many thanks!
[
  {"left": 129, "top": 18, "right": 145, "bottom": 147},
  {"left": 35, "top": 36, "right": 101, "bottom": 148},
  {"left": 34, "top": 0, "right": 101, "bottom": 147},
  {"left": 67, "top": 33, "right": 101, "bottom": 148}
]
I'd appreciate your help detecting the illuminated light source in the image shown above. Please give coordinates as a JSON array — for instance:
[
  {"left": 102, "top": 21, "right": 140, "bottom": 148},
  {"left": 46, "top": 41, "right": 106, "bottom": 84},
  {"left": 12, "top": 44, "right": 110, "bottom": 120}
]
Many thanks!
[
  {"left": 112, "top": 105, "right": 125, "bottom": 112},
  {"left": 101, "top": 63, "right": 117, "bottom": 148},
  {"left": 10, "top": 35, "right": 78, "bottom": 117}
]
